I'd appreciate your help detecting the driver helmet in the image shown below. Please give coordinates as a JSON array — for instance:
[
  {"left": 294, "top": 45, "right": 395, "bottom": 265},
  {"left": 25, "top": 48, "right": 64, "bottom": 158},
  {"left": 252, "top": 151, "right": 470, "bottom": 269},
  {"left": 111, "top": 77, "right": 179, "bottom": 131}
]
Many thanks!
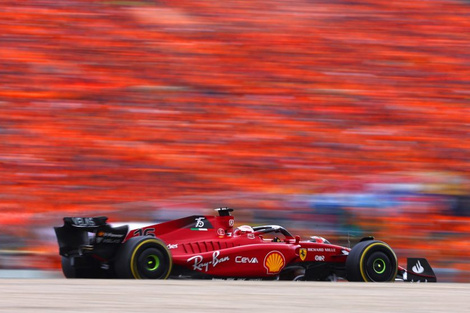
[{"left": 234, "top": 225, "right": 254, "bottom": 236}]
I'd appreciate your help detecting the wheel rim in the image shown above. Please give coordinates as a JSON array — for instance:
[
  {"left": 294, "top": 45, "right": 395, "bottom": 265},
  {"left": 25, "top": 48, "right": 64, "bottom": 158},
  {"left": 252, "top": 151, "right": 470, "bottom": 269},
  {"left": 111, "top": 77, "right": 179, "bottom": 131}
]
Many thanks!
[
  {"left": 146, "top": 254, "right": 160, "bottom": 271},
  {"left": 364, "top": 250, "right": 395, "bottom": 282},
  {"left": 134, "top": 246, "right": 169, "bottom": 279},
  {"left": 373, "top": 258, "right": 386, "bottom": 274}
]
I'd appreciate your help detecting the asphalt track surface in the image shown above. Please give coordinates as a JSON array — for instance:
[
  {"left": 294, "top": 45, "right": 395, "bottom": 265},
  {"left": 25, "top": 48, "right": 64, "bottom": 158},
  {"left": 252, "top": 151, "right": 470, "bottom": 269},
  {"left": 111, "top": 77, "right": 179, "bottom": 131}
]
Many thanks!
[{"left": 0, "top": 280, "right": 469, "bottom": 313}]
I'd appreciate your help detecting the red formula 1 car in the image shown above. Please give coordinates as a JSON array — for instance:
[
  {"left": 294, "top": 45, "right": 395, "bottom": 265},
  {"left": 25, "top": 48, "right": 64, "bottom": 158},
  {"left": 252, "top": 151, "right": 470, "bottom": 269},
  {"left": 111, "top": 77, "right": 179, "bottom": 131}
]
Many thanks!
[{"left": 54, "top": 208, "right": 436, "bottom": 282}]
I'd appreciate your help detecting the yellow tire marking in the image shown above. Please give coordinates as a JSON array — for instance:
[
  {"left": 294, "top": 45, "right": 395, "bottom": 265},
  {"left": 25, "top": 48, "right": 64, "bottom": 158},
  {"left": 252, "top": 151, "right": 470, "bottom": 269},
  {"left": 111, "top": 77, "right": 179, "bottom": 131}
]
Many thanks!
[
  {"left": 359, "top": 242, "right": 397, "bottom": 282},
  {"left": 130, "top": 238, "right": 173, "bottom": 279}
]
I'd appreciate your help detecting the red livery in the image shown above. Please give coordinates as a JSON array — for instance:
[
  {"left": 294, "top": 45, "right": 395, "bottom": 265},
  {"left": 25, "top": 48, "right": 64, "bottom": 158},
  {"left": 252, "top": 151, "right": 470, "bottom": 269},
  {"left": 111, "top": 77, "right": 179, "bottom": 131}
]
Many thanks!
[{"left": 54, "top": 208, "right": 436, "bottom": 282}]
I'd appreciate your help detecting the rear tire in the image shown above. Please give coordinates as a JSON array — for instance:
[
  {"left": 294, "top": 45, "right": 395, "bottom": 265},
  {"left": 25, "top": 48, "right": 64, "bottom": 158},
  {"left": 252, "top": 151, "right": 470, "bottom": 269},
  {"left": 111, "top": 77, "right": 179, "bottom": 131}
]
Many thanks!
[
  {"left": 62, "top": 257, "right": 78, "bottom": 278},
  {"left": 61, "top": 256, "right": 100, "bottom": 278},
  {"left": 114, "top": 236, "right": 172, "bottom": 279},
  {"left": 346, "top": 240, "right": 397, "bottom": 282}
]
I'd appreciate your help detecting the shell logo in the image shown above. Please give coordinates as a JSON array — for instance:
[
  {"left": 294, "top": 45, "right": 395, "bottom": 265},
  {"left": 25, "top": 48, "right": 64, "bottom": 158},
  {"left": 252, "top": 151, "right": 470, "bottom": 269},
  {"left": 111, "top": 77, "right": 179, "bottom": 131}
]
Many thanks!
[{"left": 264, "top": 251, "right": 285, "bottom": 274}]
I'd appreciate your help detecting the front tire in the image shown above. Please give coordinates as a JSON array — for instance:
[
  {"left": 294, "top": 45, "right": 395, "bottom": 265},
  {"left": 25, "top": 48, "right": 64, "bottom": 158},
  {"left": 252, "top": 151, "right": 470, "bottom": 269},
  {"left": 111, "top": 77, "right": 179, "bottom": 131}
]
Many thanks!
[
  {"left": 114, "top": 236, "right": 172, "bottom": 279},
  {"left": 346, "top": 240, "right": 397, "bottom": 282}
]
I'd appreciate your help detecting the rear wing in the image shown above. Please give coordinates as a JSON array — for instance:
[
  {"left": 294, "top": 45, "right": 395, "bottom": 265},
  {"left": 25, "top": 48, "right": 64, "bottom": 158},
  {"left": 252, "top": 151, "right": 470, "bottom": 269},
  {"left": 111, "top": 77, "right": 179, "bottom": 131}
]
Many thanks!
[
  {"left": 62, "top": 217, "right": 109, "bottom": 228},
  {"left": 54, "top": 216, "right": 128, "bottom": 259},
  {"left": 404, "top": 258, "right": 437, "bottom": 282}
]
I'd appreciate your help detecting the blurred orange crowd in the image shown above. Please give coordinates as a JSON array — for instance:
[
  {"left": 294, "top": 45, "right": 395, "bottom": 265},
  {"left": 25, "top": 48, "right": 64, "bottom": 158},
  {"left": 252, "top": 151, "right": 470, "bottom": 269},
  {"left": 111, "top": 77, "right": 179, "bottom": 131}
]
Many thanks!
[{"left": 0, "top": 0, "right": 470, "bottom": 280}]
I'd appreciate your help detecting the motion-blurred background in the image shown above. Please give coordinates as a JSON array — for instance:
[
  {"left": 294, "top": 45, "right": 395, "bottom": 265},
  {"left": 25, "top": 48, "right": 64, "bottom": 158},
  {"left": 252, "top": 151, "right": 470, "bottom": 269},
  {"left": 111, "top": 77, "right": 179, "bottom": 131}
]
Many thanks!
[{"left": 0, "top": 0, "right": 469, "bottom": 281}]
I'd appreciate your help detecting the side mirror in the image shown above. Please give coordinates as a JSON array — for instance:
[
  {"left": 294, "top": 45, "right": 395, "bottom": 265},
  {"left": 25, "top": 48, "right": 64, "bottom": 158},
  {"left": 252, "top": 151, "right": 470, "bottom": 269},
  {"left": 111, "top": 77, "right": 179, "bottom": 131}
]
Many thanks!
[{"left": 295, "top": 235, "right": 301, "bottom": 244}]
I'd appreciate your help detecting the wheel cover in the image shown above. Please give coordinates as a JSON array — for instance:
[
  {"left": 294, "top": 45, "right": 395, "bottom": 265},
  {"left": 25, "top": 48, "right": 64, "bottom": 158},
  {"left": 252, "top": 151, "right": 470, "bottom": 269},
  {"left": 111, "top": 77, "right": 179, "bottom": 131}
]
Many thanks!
[
  {"left": 359, "top": 242, "right": 397, "bottom": 282},
  {"left": 146, "top": 254, "right": 160, "bottom": 271},
  {"left": 129, "top": 238, "right": 172, "bottom": 279},
  {"left": 372, "top": 258, "right": 386, "bottom": 274}
]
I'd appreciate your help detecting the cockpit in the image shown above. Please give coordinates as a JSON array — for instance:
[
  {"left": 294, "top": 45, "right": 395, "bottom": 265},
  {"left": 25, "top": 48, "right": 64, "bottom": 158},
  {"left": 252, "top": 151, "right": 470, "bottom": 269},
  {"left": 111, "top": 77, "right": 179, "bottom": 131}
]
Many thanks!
[{"left": 232, "top": 224, "right": 295, "bottom": 242}]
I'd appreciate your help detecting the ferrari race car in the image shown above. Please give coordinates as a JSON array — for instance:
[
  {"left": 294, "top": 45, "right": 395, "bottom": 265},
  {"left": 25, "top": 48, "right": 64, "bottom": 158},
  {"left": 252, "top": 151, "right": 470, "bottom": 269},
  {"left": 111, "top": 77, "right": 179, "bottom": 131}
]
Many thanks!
[{"left": 54, "top": 208, "right": 436, "bottom": 282}]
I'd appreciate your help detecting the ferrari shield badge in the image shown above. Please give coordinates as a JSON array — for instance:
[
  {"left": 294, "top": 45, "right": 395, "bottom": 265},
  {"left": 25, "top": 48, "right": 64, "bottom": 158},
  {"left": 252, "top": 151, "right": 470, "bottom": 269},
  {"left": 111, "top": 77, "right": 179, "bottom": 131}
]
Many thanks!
[{"left": 299, "top": 248, "right": 307, "bottom": 261}]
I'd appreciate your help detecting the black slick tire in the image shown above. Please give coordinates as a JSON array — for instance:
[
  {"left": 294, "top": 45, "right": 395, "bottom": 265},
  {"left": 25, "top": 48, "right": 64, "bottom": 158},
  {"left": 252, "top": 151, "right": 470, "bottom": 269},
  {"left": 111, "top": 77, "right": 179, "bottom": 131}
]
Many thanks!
[
  {"left": 346, "top": 240, "right": 398, "bottom": 282},
  {"left": 61, "top": 256, "right": 100, "bottom": 278},
  {"left": 114, "top": 236, "right": 172, "bottom": 279}
]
